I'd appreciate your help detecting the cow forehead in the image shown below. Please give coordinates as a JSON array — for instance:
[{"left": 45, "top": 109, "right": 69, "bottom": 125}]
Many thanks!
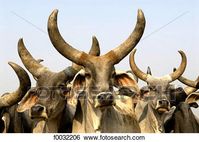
[
  {"left": 146, "top": 75, "right": 171, "bottom": 87},
  {"left": 37, "top": 72, "right": 65, "bottom": 86}
]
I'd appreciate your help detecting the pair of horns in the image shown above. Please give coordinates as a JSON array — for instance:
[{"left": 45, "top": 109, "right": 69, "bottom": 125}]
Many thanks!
[
  {"left": 0, "top": 62, "right": 31, "bottom": 108},
  {"left": 18, "top": 36, "right": 100, "bottom": 78},
  {"left": 48, "top": 9, "right": 145, "bottom": 66},
  {"left": 130, "top": 49, "right": 187, "bottom": 83}
]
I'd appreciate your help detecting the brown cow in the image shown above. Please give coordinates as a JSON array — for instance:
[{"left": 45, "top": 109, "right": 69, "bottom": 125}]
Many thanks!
[
  {"left": 47, "top": 9, "right": 145, "bottom": 132},
  {"left": 129, "top": 49, "right": 187, "bottom": 133},
  {"left": 16, "top": 36, "right": 100, "bottom": 132},
  {"left": 0, "top": 62, "right": 31, "bottom": 133}
]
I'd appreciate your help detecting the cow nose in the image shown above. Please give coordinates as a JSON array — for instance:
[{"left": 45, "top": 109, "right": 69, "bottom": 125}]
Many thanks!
[
  {"left": 31, "top": 105, "right": 44, "bottom": 114},
  {"left": 158, "top": 99, "right": 169, "bottom": 106},
  {"left": 96, "top": 92, "right": 114, "bottom": 106},
  {"left": 106, "top": 93, "right": 114, "bottom": 101}
]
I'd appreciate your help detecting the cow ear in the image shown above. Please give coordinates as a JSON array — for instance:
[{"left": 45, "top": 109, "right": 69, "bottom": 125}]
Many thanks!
[
  {"left": 1, "top": 112, "right": 10, "bottom": 133},
  {"left": 114, "top": 71, "right": 140, "bottom": 94},
  {"left": 17, "top": 89, "right": 39, "bottom": 112},
  {"left": 185, "top": 92, "right": 199, "bottom": 105},
  {"left": 71, "top": 70, "right": 86, "bottom": 95},
  {"left": 189, "top": 102, "right": 198, "bottom": 108}
]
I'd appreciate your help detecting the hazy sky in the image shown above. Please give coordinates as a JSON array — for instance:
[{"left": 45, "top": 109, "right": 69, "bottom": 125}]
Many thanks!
[{"left": 0, "top": 0, "right": 199, "bottom": 95}]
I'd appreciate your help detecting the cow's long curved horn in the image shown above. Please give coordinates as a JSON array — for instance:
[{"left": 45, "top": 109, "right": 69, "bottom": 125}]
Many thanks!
[
  {"left": 130, "top": 50, "right": 187, "bottom": 82},
  {"left": 105, "top": 9, "right": 145, "bottom": 64},
  {"left": 184, "top": 87, "right": 197, "bottom": 95},
  {"left": 129, "top": 49, "right": 148, "bottom": 81},
  {"left": 0, "top": 62, "right": 31, "bottom": 108},
  {"left": 18, "top": 39, "right": 50, "bottom": 78},
  {"left": 173, "top": 68, "right": 199, "bottom": 88},
  {"left": 48, "top": 9, "right": 88, "bottom": 66},
  {"left": 48, "top": 9, "right": 145, "bottom": 66},
  {"left": 168, "top": 51, "right": 187, "bottom": 82}
]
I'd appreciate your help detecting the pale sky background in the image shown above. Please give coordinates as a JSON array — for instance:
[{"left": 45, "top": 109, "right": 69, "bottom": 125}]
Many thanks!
[{"left": 0, "top": 0, "right": 199, "bottom": 115}]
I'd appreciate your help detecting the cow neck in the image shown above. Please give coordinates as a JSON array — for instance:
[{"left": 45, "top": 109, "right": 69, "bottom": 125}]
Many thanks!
[
  {"left": 149, "top": 103, "right": 165, "bottom": 133},
  {"left": 85, "top": 97, "right": 102, "bottom": 133},
  {"left": 45, "top": 115, "right": 62, "bottom": 132},
  {"left": 33, "top": 106, "right": 66, "bottom": 133},
  {"left": 136, "top": 101, "right": 166, "bottom": 133}
]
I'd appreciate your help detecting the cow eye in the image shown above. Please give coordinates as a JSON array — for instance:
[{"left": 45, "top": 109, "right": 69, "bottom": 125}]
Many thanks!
[
  {"left": 112, "top": 72, "right": 116, "bottom": 78},
  {"left": 149, "top": 86, "right": 156, "bottom": 91},
  {"left": 85, "top": 72, "right": 91, "bottom": 79},
  {"left": 36, "top": 89, "right": 41, "bottom": 94},
  {"left": 58, "top": 83, "right": 66, "bottom": 90},
  {"left": 29, "top": 90, "right": 37, "bottom": 96},
  {"left": 58, "top": 84, "right": 70, "bottom": 96}
]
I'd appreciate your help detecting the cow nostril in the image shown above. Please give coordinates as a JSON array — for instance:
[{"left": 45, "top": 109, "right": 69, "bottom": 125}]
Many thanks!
[
  {"left": 97, "top": 95, "right": 104, "bottom": 100},
  {"left": 158, "top": 100, "right": 169, "bottom": 106},
  {"left": 38, "top": 106, "right": 44, "bottom": 112},
  {"left": 32, "top": 105, "right": 44, "bottom": 113},
  {"left": 107, "top": 94, "right": 113, "bottom": 101}
]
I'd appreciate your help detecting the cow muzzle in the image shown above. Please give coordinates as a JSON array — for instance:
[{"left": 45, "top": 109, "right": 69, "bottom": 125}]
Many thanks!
[
  {"left": 95, "top": 92, "right": 115, "bottom": 108},
  {"left": 156, "top": 99, "right": 170, "bottom": 113},
  {"left": 30, "top": 104, "right": 48, "bottom": 120}
]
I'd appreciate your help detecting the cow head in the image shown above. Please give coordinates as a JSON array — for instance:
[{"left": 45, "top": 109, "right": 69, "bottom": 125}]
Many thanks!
[
  {"left": 47, "top": 9, "right": 145, "bottom": 132},
  {"left": 130, "top": 49, "right": 187, "bottom": 113},
  {"left": 0, "top": 62, "right": 31, "bottom": 133},
  {"left": 16, "top": 37, "right": 100, "bottom": 132},
  {"left": 48, "top": 9, "right": 145, "bottom": 108},
  {"left": 16, "top": 39, "right": 75, "bottom": 121}
]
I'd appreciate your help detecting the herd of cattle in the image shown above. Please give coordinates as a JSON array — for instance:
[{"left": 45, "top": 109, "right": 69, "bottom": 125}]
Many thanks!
[{"left": 1, "top": 9, "right": 199, "bottom": 133}]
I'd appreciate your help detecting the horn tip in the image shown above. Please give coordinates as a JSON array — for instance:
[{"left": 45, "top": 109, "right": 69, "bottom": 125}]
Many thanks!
[
  {"left": 18, "top": 38, "right": 24, "bottom": 46},
  {"left": 138, "top": 9, "right": 143, "bottom": 14},
  {"left": 133, "top": 48, "right": 137, "bottom": 53},
  {"left": 173, "top": 67, "right": 177, "bottom": 72},
  {"left": 8, "top": 62, "right": 20, "bottom": 73},
  {"left": 8, "top": 61, "right": 15, "bottom": 67},
  {"left": 18, "top": 38, "right": 24, "bottom": 44},
  {"left": 49, "top": 9, "right": 59, "bottom": 19},
  {"left": 178, "top": 50, "right": 185, "bottom": 54},
  {"left": 178, "top": 50, "right": 186, "bottom": 60},
  {"left": 37, "top": 59, "right": 44, "bottom": 63},
  {"left": 137, "top": 9, "right": 144, "bottom": 17},
  {"left": 53, "top": 9, "right": 59, "bottom": 13},
  {"left": 92, "top": 36, "right": 97, "bottom": 41}
]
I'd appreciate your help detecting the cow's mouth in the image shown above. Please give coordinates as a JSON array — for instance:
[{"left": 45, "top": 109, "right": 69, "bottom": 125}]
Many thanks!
[
  {"left": 99, "top": 102, "right": 116, "bottom": 108},
  {"left": 30, "top": 111, "right": 48, "bottom": 120},
  {"left": 95, "top": 101, "right": 116, "bottom": 108},
  {"left": 30, "top": 115, "right": 47, "bottom": 120},
  {"left": 157, "top": 107, "right": 169, "bottom": 113}
]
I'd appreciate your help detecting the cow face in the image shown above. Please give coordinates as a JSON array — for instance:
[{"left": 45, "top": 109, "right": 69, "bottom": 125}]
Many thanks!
[
  {"left": 71, "top": 69, "right": 140, "bottom": 109},
  {"left": 0, "top": 62, "right": 31, "bottom": 133},
  {"left": 47, "top": 9, "right": 145, "bottom": 110},
  {"left": 82, "top": 60, "right": 116, "bottom": 108},
  {"left": 15, "top": 39, "right": 79, "bottom": 129},
  {"left": 17, "top": 72, "right": 69, "bottom": 120},
  {"left": 69, "top": 69, "right": 140, "bottom": 132},
  {"left": 130, "top": 49, "right": 187, "bottom": 113}
]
